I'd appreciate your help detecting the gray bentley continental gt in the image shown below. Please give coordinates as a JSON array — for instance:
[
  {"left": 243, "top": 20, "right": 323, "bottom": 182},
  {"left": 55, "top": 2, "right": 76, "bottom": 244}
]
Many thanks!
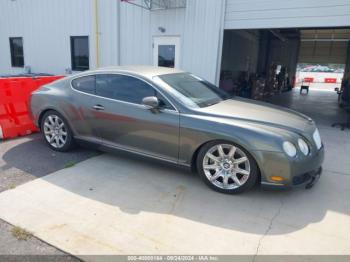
[{"left": 30, "top": 66, "right": 324, "bottom": 194}]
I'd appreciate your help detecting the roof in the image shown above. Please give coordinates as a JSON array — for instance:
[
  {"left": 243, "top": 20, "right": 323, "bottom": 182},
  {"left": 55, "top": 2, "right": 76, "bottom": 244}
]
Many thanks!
[{"left": 94, "top": 65, "right": 184, "bottom": 79}]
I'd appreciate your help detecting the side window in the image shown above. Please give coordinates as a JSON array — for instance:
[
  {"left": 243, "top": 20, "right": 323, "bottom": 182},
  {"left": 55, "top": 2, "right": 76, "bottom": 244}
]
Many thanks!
[
  {"left": 156, "top": 93, "right": 174, "bottom": 110},
  {"left": 71, "top": 76, "right": 95, "bottom": 94},
  {"left": 96, "top": 74, "right": 156, "bottom": 104}
]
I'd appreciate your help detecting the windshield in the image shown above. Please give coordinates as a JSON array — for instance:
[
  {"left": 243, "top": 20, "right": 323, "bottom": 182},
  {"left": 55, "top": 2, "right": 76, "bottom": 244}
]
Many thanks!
[{"left": 155, "top": 73, "right": 231, "bottom": 108}]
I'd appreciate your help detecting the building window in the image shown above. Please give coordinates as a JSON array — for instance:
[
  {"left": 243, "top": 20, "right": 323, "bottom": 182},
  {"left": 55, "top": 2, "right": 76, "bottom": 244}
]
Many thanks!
[
  {"left": 9, "top": 37, "right": 24, "bottom": 67},
  {"left": 70, "top": 36, "right": 89, "bottom": 71}
]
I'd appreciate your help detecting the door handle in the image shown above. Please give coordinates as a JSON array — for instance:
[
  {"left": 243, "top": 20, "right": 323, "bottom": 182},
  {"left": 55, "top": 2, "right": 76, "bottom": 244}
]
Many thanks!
[{"left": 93, "top": 105, "right": 105, "bottom": 111}]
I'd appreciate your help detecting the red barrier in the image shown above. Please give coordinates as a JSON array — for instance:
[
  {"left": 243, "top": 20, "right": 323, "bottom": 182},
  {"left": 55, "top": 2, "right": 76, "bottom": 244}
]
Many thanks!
[
  {"left": 303, "top": 77, "right": 314, "bottom": 83},
  {"left": 325, "top": 78, "right": 337, "bottom": 83},
  {"left": 0, "top": 76, "right": 64, "bottom": 139}
]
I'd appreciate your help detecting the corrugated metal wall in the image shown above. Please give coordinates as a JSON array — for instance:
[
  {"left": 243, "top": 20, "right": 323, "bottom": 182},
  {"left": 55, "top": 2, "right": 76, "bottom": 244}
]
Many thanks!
[
  {"left": 119, "top": 0, "right": 226, "bottom": 83},
  {"left": 0, "top": 0, "right": 94, "bottom": 75},
  {"left": 299, "top": 41, "right": 348, "bottom": 64},
  {"left": 0, "top": 0, "right": 226, "bottom": 83},
  {"left": 118, "top": 3, "right": 187, "bottom": 66},
  {"left": 2, "top": 0, "right": 350, "bottom": 80},
  {"left": 225, "top": 0, "right": 350, "bottom": 29},
  {"left": 98, "top": 0, "right": 120, "bottom": 67},
  {"left": 182, "top": 0, "right": 226, "bottom": 83}
]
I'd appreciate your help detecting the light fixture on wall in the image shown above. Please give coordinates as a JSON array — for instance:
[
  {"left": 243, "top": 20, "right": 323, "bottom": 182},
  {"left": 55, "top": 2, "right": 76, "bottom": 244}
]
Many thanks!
[{"left": 158, "top": 27, "right": 166, "bottom": 33}]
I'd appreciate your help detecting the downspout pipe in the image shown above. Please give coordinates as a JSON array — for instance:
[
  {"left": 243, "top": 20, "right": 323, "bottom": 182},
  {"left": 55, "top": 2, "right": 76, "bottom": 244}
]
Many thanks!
[
  {"left": 117, "top": 0, "right": 121, "bottom": 65},
  {"left": 215, "top": 0, "right": 227, "bottom": 86},
  {"left": 94, "top": 0, "right": 100, "bottom": 68}
]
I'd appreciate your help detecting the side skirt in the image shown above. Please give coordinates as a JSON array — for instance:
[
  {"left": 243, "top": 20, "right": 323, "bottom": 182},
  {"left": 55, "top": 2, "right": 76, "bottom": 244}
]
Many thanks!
[{"left": 75, "top": 136, "right": 191, "bottom": 169}]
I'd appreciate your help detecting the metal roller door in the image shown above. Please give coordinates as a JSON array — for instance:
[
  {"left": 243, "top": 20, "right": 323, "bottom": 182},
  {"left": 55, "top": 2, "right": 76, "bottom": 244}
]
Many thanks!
[
  {"left": 298, "top": 29, "right": 350, "bottom": 64},
  {"left": 224, "top": 0, "right": 350, "bottom": 30}
]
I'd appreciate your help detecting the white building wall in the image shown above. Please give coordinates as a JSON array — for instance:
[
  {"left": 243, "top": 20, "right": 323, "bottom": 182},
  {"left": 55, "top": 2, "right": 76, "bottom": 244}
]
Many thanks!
[
  {"left": 225, "top": 0, "right": 350, "bottom": 29},
  {"left": 119, "top": 3, "right": 152, "bottom": 66},
  {"left": 1, "top": 0, "right": 350, "bottom": 80},
  {"left": 98, "top": 0, "right": 120, "bottom": 67},
  {"left": 0, "top": 0, "right": 225, "bottom": 83},
  {"left": 118, "top": 3, "right": 187, "bottom": 66},
  {"left": 118, "top": 0, "right": 226, "bottom": 83},
  {"left": 182, "top": 0, "right": 226, "bottom": 83},
  {"left": 0, "top": 0, "right": 95, "bottom": 75}
]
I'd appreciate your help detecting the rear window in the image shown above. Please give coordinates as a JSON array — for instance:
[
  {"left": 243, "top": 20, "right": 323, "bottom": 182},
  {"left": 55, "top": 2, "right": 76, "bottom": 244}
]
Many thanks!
[{"left": 71, "top": 75, "right": 95, "bottom": 94}]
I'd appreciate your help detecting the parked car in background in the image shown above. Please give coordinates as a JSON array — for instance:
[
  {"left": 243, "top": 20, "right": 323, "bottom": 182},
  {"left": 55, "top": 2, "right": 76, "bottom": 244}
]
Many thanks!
[{"left": 30, "top": 66, "right": 324, "bottom": 194}]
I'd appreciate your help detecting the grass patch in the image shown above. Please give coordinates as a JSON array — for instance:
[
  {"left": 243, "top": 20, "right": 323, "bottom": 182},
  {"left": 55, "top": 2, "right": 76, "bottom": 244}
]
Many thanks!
[
  {"left": 8, "top": 184, "right": 16, "bottom": 190},
  {"left": 11, "top": 226, "right": 32, "bottom": 241},
  {"left": 64, "top": 160, "right": 77, "bottom": 168}
]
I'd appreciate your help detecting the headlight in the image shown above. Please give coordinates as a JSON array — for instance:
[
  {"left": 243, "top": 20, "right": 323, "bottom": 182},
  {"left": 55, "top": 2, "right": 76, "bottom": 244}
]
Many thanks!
[
  {"left": 298, "top": 138, "right": 309, "bottom": 155},
  {"left": 283, "top": 141, "right": 297, "bottom": 157},
  {"left": 313, "top": 128, "right": 322, "bottom": 150}
]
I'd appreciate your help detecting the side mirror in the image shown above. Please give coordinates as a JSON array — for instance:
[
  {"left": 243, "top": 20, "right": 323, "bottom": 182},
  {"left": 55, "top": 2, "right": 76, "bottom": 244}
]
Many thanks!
[
  {"left": 335, "top": 87, "right": 339, "bottom": 92},
  {"left": 142, "top": 96, "right": 159, "bottom": 109}
]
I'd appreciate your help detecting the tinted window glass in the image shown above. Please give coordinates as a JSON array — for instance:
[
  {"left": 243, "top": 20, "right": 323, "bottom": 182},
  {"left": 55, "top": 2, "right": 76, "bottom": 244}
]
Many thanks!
[
  {"left": 71, "top": 76, "right": 95, "bottom": 94},
  {"left": 71, "top": 36, "right": 89, "bottom": 71},
  {"left": 157, "top": 73, "right": 231, "bottom": 108},
  {"left": 96, "top": 74, "right": 157, "bottom": 104},
  {"left": 158, "top": 45, "right": 175, "bottom": 68},
  {"left": 9, "top": 37, "right": 24, "bottom": 67},
  {"left": 156, "top": 93, "right": 174, "bottom": 110}
]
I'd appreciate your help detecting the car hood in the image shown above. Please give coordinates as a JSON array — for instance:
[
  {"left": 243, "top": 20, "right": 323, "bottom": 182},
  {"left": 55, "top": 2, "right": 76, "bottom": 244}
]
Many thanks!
[{"left": 197, "top": 97, "right": 313, "bottom": 133}]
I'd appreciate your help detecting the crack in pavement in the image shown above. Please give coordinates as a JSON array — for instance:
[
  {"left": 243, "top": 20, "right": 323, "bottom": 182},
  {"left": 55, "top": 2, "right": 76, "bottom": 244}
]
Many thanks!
[
  {"left": 252, "top": 198, "right": 284, "bottom": 262},
  {"left": 323, "top": 169, "right": 350, "bottom": 177}
]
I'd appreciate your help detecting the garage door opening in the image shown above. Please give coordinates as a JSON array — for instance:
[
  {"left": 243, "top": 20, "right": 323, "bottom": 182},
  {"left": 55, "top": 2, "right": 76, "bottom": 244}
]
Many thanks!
[
  {"left": 219, "top": 27, "right": 350, "bottom": 126},
  {"left": 219, "top": 28, "right": 350, "bottom": 98}
]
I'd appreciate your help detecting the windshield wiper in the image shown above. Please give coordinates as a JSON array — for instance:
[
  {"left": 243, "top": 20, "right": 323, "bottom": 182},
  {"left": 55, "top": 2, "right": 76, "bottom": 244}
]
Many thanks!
[{"left": 202, "top": 100, "right": 221, "bottom": 107}]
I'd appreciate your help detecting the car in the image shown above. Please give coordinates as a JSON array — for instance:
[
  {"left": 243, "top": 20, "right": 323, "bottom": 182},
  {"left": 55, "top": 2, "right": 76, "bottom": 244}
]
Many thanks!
[{"left": 30, "top": 66, "right": 324, "bottom": 194}]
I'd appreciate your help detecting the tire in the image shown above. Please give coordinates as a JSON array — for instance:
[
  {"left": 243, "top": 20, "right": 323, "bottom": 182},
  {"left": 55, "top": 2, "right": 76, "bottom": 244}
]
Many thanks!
[
  {"left": 40, "top": 110, "right": 75, "bottom": 152},
  {"left": 196, "top": 140, "right": 258, "bottom": 194}
]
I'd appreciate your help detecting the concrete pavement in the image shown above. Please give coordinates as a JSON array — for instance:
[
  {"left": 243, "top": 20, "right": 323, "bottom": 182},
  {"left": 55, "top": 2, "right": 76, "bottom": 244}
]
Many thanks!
[
  {"left": 0, "top": 143, "right": 349, "bottom": 258},
  {"left": 0, "top": 133, "right": 97, "bottom": 258}
]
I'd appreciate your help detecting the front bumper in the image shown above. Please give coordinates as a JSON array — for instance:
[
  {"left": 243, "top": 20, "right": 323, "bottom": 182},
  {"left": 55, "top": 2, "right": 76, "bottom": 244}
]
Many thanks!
[
  {"left": 261, "top": 166, "right": 322, "bottom": 190},
  {"left": 256, "top": 145, "right": 325, "bottom": 190}
]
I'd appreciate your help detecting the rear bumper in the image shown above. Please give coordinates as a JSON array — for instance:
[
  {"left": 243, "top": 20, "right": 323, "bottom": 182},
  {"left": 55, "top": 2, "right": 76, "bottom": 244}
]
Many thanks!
[{"left": 257, "top": 145, "right": 325, "bottom": 190}]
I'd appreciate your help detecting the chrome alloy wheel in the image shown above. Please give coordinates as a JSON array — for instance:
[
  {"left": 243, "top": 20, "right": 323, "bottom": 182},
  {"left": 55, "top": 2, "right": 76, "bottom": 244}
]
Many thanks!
[
  {"left": 202, "top": 144, "right": 251, "bottom": 190},
  {"left": 43, "top": 115, "right": 68, "bottom": 149}
]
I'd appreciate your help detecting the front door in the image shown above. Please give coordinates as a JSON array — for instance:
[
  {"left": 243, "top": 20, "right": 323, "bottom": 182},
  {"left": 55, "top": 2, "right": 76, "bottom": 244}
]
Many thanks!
[
  {"left": 153, "top": 36, "right": 180, "bottom": 69},
  {"left": 91, "top": 73, "right": 180, "bottom": 162}
]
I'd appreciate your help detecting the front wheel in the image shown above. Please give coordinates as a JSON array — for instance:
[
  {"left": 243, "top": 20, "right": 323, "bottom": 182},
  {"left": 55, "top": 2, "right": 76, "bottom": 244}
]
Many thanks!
[
  {"left": 197, "top": 141, "right": 258, "bottom": 194},
  {"left": 41, "top": 110, "right": 75, "bottom": 152}
]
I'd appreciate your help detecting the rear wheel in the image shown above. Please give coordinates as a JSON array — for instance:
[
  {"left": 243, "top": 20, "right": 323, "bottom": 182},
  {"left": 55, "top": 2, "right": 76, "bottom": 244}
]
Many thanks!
[
  {"left": 197, "top": 141, "right": 258, "bottom": 194},
  {"left": 41, "top": 110, "right": 75, "bottom": 152}
]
